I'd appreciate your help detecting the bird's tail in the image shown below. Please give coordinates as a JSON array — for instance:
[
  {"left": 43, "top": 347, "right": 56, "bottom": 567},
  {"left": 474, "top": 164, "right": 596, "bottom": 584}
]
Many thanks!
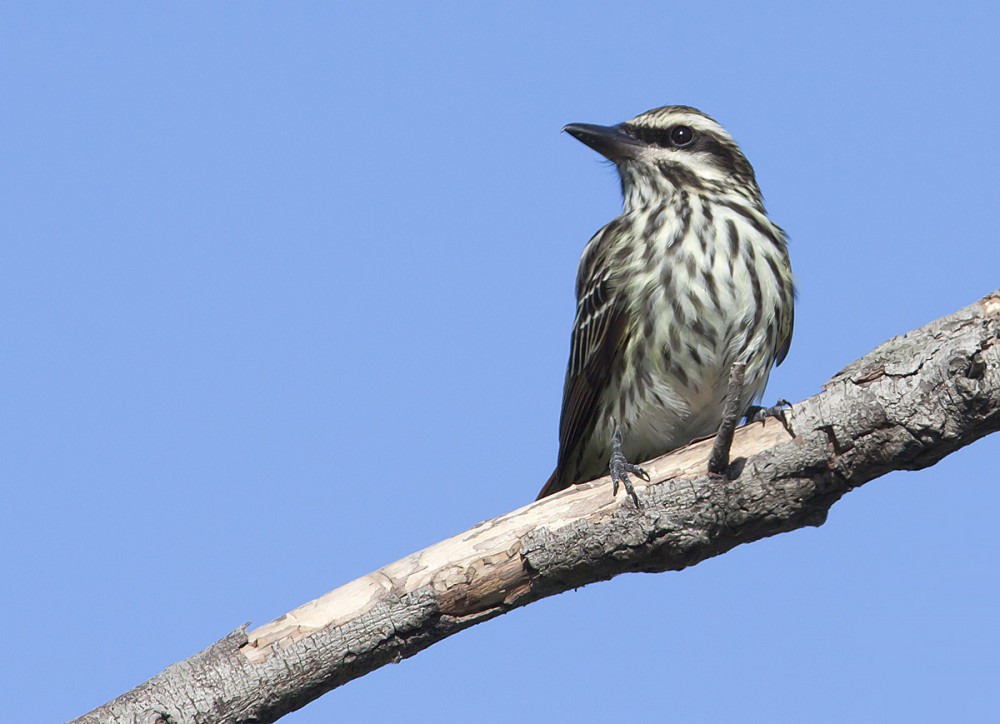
[{"left": 536, "top": 470, "right": 564, "bottom": 500}]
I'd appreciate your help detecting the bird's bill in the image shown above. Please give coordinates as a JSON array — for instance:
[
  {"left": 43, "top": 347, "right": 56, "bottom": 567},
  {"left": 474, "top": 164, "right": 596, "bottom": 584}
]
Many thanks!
[{"left": 563, "top": 122, "right": 645, "bottom": 161}]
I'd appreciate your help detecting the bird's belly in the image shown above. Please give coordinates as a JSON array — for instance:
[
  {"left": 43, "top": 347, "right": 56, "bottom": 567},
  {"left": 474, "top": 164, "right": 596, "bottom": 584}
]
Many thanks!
[
  {"left": 622, "top": 365, "right": 733, "bottom": 459},
  {"left": 616, "top": 313, "right": 773, "bottom": 463}
]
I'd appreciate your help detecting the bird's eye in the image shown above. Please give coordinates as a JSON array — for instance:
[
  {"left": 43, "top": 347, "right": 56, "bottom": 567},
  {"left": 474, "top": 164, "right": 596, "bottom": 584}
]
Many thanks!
[{"left": 669, "top": 126, "right": 694, "bottom": 147}]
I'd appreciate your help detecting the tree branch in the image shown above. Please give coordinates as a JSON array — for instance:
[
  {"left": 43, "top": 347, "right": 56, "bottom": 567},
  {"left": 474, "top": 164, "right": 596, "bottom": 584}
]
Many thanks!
[{"left": 74, "top": 290, "right": 1000, "bottom": 724}]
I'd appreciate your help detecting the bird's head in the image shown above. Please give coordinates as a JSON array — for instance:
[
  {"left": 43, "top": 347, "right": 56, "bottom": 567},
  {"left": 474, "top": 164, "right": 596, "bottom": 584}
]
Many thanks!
[{"left": 564, "top": 105, "right": 762, "bottom": 210}]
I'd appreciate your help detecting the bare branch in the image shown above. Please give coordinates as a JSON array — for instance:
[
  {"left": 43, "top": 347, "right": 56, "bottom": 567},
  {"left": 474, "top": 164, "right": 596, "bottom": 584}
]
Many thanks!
[{"left": 74, "top": 291, "right": 1000, "bottom": 724}]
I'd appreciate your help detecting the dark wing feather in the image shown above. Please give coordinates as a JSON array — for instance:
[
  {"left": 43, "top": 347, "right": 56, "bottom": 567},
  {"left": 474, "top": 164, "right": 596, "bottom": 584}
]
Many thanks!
[
  {"left": 775, "top": 296, "right": 794, "bottom": 366},
  {"left": 537, "top": 245, "right": 631, "bottom": 499}
]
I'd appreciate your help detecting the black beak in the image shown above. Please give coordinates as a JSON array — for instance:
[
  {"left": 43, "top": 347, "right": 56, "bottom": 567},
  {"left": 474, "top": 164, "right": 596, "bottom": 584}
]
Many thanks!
[{"left": 563, "top": 123, "right": 646, "bottom": 162}]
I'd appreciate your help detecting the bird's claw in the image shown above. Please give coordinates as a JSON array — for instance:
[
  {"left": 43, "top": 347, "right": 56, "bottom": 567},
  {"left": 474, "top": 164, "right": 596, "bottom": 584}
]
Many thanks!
[
  {"left": 609, "top": 421, "right": 648, "bottom": 507},
  {"left": 746, "top": 399, "right": 792, "bottom": 425}
]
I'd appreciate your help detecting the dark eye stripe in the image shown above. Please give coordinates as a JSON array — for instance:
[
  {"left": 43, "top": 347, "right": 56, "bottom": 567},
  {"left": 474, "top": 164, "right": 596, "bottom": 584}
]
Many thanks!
[
  {"left": 619, "top": 120, "right": 758, "bottom": 188},
  {"left": 622, "top": 123, "right": 696, "bottom": 149},
  {"left": 622, "top": 123, "right": 678, "bottom": 148}
]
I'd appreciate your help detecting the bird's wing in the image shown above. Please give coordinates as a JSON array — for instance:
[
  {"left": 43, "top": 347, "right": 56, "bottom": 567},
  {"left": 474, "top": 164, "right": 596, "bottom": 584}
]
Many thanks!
[
  {"left": 775, "top": 302, "right": 793, "bottom": 366},
  {"left": 537, "top": 233, "right": 631, "bottom": 499}
]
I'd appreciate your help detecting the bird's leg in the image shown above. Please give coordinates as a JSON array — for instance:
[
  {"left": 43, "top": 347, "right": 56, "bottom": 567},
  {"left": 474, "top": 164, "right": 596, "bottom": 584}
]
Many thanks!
[
  {"left": 609, "top": 420, "right": 648, "bottom": 507},
  {"left": 708, "top": 363, "right": 746, "bottom": 476}
]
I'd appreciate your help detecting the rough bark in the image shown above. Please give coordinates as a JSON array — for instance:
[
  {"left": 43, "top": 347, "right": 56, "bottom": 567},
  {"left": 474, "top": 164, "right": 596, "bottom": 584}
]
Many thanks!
[{"left": 74, "top": 290, "right": 1000, "bottom": 724}]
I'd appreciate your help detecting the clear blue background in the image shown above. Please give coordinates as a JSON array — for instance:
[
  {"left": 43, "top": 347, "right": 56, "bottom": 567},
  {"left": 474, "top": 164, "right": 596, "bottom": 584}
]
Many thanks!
[{"left": 3, "top": 3, "right": 998, "bottom": 722}]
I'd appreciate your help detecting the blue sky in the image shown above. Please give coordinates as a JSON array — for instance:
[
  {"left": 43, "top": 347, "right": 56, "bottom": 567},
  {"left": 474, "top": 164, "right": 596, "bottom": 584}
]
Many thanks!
[{"left": 3, "top": 3, "right": 999, "bottom": 722}]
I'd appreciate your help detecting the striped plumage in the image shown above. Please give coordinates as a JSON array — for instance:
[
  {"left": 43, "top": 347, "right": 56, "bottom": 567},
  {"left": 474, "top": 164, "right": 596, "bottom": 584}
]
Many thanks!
[{"left": 538, "top": 105, "right": 794, "bottom": 500}]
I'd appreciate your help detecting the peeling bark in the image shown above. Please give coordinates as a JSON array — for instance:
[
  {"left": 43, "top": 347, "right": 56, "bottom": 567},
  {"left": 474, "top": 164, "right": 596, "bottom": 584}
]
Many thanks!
[{"left": 74, "top": 291, "right": 1000, "bottom": 724}]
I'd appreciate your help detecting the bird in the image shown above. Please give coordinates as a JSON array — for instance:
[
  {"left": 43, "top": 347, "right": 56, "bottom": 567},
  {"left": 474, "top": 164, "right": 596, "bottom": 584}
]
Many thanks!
[{"left": 537, "top": 105, "right": 794, "bottom": 504}]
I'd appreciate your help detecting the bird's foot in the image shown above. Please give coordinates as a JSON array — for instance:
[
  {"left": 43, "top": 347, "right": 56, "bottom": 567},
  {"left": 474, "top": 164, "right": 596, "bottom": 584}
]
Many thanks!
[
  {"left": 609, "top": 421, "right": 648, "bottom": 507},
  {"left": 745, "top": 399, "right": 792, "bottom": 426}
]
